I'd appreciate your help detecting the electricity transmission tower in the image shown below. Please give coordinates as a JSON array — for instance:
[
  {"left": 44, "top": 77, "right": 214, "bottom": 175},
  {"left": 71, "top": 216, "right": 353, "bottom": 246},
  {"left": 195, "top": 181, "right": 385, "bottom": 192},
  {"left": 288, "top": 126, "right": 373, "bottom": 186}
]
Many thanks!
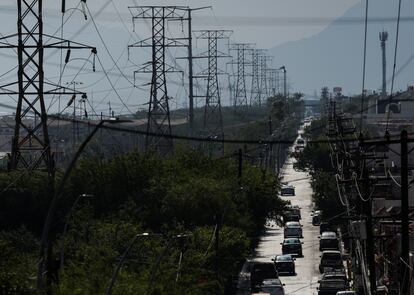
[
  {"left": 267, "top": 69, "right": 279, "bottom": 97},
  {"left": 0, "top": 0, "right": 95, "bottom": 174},
  {"left": 228, "top": 43, "right": 253, "bottom": 108},
  {"left": 250, "top": 49, "right": 264, "bottom": 106},
  {"left": 193, "top": 30, "right": 232, "bottom": 151},
  {"left": 258, "top": 54, "right": 272, "bottom": 105},
  {"left": 128, "top": 6, "right": 188, "bottom": 152}
]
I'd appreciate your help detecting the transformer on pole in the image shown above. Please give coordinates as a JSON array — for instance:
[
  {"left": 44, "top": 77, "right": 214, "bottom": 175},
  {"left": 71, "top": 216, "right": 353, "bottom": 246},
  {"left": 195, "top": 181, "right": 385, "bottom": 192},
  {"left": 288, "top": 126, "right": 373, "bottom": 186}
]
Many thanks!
[{"left": 0, "top": 0, "right": 96, "bottom": 174}]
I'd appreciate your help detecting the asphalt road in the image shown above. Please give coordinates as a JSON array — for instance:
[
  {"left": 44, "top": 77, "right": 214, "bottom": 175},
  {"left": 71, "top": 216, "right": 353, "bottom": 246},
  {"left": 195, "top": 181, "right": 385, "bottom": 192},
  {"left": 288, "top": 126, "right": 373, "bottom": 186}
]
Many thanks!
[{"left": 253, "top": 139, "right": 321, "bottom": 294}]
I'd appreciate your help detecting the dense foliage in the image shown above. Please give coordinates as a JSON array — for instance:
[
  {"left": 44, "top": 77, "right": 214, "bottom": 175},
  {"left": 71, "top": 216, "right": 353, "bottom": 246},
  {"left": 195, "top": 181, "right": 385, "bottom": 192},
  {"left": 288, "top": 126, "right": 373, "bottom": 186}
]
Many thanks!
[
  {"left": 294, "top": 118, "right": 344, "bottom": 222},
  {"left": 0, "top": 151, "right": 286, "bottom": 294}
]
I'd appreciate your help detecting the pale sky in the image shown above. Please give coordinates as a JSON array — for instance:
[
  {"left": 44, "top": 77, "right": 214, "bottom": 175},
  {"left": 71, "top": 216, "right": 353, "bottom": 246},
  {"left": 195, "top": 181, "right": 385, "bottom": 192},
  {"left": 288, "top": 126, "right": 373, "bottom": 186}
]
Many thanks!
[{"left": 0, "top": 0, "right": 361, "bottom": 115}]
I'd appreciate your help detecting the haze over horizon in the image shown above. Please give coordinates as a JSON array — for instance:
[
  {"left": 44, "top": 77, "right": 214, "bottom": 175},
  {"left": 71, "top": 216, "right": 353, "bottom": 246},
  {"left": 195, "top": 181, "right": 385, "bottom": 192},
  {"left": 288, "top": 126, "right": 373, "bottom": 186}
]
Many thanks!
[{"left": 0, "top": 0, "right": 411, "bottom": 115}]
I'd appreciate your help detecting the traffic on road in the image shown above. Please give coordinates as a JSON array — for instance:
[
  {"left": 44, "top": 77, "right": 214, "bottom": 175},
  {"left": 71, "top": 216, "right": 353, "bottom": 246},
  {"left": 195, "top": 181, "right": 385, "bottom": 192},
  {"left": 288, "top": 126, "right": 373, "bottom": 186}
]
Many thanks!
[{"left": 236, "top": 123, "right": 352, "bottom": 295}]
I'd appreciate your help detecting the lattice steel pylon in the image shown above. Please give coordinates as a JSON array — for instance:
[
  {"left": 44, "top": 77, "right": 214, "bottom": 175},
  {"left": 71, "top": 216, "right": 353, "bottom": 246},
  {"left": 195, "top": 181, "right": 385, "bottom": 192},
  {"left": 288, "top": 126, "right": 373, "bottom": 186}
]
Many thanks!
[
  {"left": 228, "top": 43, "right": 253, "bottom": 108},
  {"left": 250, "top": 49, "right": 262, "bottom": 106},
  {"left": 128, "top": 6, "right": 188, "bottom": 152},
  {"left": 267, "top": 69, "right": 279, "bottom": 97},
  {"left": 193, "top": 30, "right": 232, "bottom": 150},
  {"left": 258, "top": 54, "right": 273, "bottom": 105},
  {"left": 0, "top": 0, "right": 95, "bottom": 174}
]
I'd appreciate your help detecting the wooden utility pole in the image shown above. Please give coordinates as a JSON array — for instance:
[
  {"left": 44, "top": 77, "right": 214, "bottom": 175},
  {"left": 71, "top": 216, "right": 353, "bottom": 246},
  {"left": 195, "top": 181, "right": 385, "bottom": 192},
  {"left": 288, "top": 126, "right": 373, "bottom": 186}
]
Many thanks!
[{"left": 401, "top": 129, "right": 409, "bottom": 295}]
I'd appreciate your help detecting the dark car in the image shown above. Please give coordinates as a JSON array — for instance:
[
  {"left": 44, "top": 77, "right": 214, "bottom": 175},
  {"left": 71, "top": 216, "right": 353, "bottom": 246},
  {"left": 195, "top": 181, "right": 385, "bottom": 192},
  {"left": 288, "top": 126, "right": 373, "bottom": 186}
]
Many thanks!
[
  {"left": 321, "top": 271, "right": 350, "bottom": 288},
  {"left": 320, "top": 222, "right": 334, "bottom": 235},
  {"left": 273, "top": 254, "right": 295, "bottom": 275},
  {"left": 281, "top": 238, "right": 303, "bottom": 257},
  {"left": 319, "top": 250, "right": 343, "bottom": 273},
  {"left": 250, "top": 262, "right": 279, "bottom": 290},
  {"left": 281, "top": 184, "right": 295, "bottom": 196},
  {"left": 312, "top": 214, "right": 321, "bottom": 226},
  {"left": 317, "top": 279, "right": 348, "bottom": 295},
  {"left": 319, "top": 232, "right": 339, "bottom": 251},
  {"left": 283, "top": 212, "right": 300, "bottom": 223}
]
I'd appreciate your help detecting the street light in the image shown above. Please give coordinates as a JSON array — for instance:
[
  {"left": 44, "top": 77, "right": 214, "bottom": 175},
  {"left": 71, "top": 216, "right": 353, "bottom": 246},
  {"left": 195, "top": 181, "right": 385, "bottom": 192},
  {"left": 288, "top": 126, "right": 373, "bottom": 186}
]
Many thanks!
[
  {"left": 37, "top": 118, "right": 130, "bottom": 290},
  {"left": 59, "top": 193, "right": 94, "bottom": 268},
  {"left": 105, "top": 233, "right": 192, "bottom": 295},
  {"left": 105, "top": 232, "right": 163, "bottom": 295}
]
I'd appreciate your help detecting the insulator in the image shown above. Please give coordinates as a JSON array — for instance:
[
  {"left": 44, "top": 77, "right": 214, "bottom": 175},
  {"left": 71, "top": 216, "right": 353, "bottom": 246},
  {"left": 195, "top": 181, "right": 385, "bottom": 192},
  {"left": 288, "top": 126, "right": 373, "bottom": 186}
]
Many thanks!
[
  {"left": 67, "top": 94, "right": 76, "bottom": 107},
  {"left": 65, "top": 49, "right": 71, "bottom": 64}
]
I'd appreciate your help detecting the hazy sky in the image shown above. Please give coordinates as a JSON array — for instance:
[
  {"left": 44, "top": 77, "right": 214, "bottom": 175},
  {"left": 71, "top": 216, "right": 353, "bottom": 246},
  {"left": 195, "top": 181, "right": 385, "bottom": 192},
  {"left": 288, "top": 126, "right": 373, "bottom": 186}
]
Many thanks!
[{"left": 0, "top": 0, "right": 361, "bottom": 116}]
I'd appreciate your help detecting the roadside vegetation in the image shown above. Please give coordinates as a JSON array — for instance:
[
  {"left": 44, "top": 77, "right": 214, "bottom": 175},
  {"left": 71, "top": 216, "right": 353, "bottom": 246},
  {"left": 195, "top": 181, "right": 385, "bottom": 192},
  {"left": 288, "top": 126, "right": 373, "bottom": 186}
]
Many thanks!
[
  {"left": 294, "top": 118, "right": 344, "bottom": 222},
  {"left": 0, "top": 151, "right": 286, "bottom": 294}
]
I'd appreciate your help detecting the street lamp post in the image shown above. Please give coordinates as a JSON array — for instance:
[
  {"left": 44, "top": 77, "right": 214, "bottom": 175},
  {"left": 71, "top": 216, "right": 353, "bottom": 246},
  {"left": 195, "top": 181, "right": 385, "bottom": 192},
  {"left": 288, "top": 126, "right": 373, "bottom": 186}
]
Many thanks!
[
  {"left": 105, "top": 233, "right": 163, "bottom": 295},
  {"left": 59, "top": 193, "right": 94, "bottom": 268},
  {"left": 37, "top": 118, "right": 128, "bottom": 290}
]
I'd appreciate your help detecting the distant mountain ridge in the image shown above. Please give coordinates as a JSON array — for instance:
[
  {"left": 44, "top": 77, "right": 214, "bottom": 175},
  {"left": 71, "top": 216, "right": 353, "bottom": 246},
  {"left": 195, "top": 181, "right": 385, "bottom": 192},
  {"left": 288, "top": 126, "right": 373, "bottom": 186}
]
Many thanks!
[{"left": 269, "top": 0, "right": 414, "bottom": 96}]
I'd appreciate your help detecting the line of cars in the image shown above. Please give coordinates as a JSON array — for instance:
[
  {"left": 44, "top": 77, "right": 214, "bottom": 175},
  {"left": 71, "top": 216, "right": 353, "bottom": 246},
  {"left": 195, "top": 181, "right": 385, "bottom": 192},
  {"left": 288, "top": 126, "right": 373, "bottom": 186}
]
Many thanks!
[
  {"left": 237, "top": 206, "right": 305, "bottom": 294},
  {"left": 314, "top": 213, "right": 356, "bottom": 295}
]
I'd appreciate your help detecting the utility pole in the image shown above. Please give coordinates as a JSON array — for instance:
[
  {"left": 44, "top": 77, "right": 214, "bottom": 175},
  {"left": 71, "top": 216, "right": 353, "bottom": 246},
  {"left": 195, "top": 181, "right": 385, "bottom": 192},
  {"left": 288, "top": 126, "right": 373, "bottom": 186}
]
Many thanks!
[
  {"left": 401, "top": 129, "right": 409, "bottom": 295},
  {"left": 128, "top": 6, "right": 188, "bottom": 153},
  {"left": 215, "top": 214, "right": 221, "bottom": 295},
  {"left": 0, "top": 0, "right": 95, "bottom": 173},
  {"left": 193, "top": 30, "right": 232, "bottom": 153},
  {"left": 228, "top": 43, "right": 253, "bottom": 108},
  {"left": 379, "top": 31, "right": 388, "bottom": 100}
]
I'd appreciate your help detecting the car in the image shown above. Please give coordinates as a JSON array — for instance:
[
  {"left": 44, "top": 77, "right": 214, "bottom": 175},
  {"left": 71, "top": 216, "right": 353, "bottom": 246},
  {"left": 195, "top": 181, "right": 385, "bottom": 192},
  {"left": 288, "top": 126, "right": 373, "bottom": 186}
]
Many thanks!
[
  {"left": 319, "top": 232, "right": 339, "bottom": 251},
  {"left": 296, "top": 138, "right": 305, "bottom": 147},
  {"left": 317, "top": 279, "right": 348, "bottom": 295},
  {"left": 286, "top": 205, "right": 301, "bottom": 219},
  {"left": 320, "top": 222, "right": 334, "bottom": 235},
  {"left": 336, "top": 292, "right": 356, "bottom": 295},
  {"left": 319, "top": 250, "right": 343, "bottom": 273},
  {"left": 321, "top": 271, "right": 350, "bottom": 288},
  {"left": 312, "top": 214, "right": 322, "bottom": 226},
  {"left": 281, "top": 238, "right": 303, "bottom": 257},
  {"left": 283, "top": 212, "right": 300, "bottom": 223},
  {"left": 281, "top": 184, "right": 295, "bottom": 196},
  {"left": 257, "top": 279, "right": 286, "bottom": 295},
  {"left": 273, "top": 254, "right": 295, "bottom": 275},
  {"left": 250, "top": 262, "right": 279, "bottom": 290},
  {"left": 284, "top": 221, "right": 303, "bottom": 238}
]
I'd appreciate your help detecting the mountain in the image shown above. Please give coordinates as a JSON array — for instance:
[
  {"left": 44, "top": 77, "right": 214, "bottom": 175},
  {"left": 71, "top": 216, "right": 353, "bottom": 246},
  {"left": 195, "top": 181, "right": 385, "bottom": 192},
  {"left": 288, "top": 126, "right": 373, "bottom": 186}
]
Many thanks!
[{"left": 269, "top": 0, "right": 414, "bottom": 96}]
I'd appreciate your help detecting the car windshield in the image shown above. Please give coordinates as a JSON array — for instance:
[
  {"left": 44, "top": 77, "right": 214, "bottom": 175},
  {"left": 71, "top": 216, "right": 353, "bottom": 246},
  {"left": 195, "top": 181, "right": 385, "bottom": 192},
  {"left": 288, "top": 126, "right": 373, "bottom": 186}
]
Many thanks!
[
  {"left": 323, "top": 253, "right": 341, "bottom": 260},
  {"left": 322, "top": 232, "right": 336, "bottom": 238},
  {"left": 276, "top": 255, "right": 292, "bottom": 262},
  {"left": 286, "top": 222, "right": 301, "bottom": 228},
  {"left": 285, "top": 239, "right": 299, "bottom": 244}
]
